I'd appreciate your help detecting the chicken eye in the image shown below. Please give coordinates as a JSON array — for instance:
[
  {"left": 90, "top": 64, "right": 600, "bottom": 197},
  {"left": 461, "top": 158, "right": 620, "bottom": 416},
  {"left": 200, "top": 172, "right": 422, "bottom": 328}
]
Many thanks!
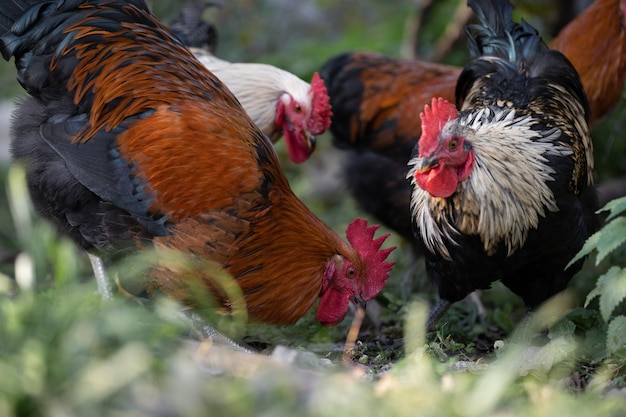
[
  {"left": 294, "top": 103, "right": 302, "bottom": 113},
  {"left": 346, "top": 266, "right": 357, "bottom": 279},
  {"left": 448, "top": 138, "right": 459, "bottom": 151}
]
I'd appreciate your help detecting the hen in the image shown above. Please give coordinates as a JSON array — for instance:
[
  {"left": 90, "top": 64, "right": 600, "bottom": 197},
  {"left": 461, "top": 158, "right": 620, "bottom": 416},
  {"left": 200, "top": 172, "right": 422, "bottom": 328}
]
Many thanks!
[
  {"left": 320, "top": 0, "right": 625, "bottom": 256},
  {"left": 169, "top": 2, "right": 332, "bottom": 164},
  {"left": 407, "top": 0, "right": 598, "bottom": 328},
  {"left": 0, "top": 0, "right": 395, "bottom": 327}
]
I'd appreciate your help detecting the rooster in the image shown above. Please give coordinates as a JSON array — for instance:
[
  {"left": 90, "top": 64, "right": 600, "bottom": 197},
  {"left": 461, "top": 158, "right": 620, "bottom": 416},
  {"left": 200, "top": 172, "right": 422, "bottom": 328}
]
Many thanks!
[
  {"left": 169, "top": 2, "right": 332, "bottom": 164},
  {"left": 407, "top": 0, "right": 598, "bottom": 329},
  {"left": 0, "top": 0, "right": 395, "bottom": 327},
  {"left": 320, "top": 0, "right": 626, "bottom": 257}
]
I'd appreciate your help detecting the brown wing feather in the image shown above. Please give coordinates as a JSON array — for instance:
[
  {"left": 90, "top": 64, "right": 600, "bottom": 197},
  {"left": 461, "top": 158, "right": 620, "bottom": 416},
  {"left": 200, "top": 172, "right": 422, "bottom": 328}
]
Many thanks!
[
  {"left": 116, "top": 105, "right": 269, "bottom": 220},
  {"left": 63, "top": 7, "right": 243, "bottom": 144},
  {"left": 347, "top": 53, "right": 461, "bottom": 153}
]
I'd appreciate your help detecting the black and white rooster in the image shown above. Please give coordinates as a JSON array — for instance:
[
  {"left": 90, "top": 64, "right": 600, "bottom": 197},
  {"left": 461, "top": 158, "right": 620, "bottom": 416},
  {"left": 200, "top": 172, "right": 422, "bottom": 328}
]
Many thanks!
[{"left": 407, "top": 0, "right": 599, "bottom": 329}]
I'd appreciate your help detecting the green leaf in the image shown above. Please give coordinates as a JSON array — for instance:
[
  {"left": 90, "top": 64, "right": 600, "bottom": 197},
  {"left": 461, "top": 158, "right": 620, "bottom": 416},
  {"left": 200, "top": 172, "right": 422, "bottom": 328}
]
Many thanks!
[
  {"left": 570, "top": 217, "right": 626, "bottom": 268},
  {"left": 594, "top": 217, "right": 626, "bottom": 265},
  {"left": 548, "top": 319, "right": 576, "bottom": 340},
  {"left": 607, "top": 316, "right": 626, "bottom": 354},
  {"left": 568, "top": 228, "right": 600, "bottom": 268},
  {"left": 584, "top": 285, "right": 601, "bottom": 309},
  {"left": 586, "top": 267, "right": 626, "bottom": 322},
  {"left": 598, "top": 196, "right": 626, "bottom": 222},
  {"left": 565, "top": 307, "right": 602, "bottom": 329},
  {"left": 584, "top": 325, "right": 609, "bottom": 363}
]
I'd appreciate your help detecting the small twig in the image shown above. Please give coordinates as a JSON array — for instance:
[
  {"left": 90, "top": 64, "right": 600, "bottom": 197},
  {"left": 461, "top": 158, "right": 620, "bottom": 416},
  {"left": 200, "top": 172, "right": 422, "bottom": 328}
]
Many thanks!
[
  {"left": 401, "top": 0, "right": 434, "bottom": 59},
  {"left": 342, "top": 306, "right": 366, "bottom": 364},
  {"left": 428, "top": 2, "right": 474, "bottom": 62},
  {"left": 113, "top": 274, "right": 145, "bottom": 306}
]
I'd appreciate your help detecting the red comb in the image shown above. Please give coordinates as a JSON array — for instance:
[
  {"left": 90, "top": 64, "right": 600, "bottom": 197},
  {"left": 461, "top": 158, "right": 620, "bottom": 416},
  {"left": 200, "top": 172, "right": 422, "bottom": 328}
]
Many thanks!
[
  {"left": 308, "top": 72, "right": 332, "bottom": 134},
  {"left": 346, "top": 218, "right": 395, "bottom": 300},
  {"left": 419, "top": 97, "right": 458, "bottom": 154}
]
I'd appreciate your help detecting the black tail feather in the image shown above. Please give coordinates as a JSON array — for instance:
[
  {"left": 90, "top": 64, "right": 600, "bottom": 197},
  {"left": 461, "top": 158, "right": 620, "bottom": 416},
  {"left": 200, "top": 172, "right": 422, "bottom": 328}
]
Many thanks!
[
  {"left": 168, "top": 1, "right": 220, "bottom": 52},
  {"left": 457, "top": 0, "right": 589, "bottom": 121},
  {"left": 465, "top": 0, "right": 547, "bottom": 62},
  {"left": 468, "top": 0, "right": 513, "bottom": 38},
  {"left": 1, "top": 0, "right": 58, "bottom": 61},
  {"left": 0, "top": 0, "right": 45, "bottom": 34},
  {"left": 2, "top": 0, "right": 152, "bottom": 61},
  {"left": 319, "top": 52, "right": 368, "bottom": 150}
]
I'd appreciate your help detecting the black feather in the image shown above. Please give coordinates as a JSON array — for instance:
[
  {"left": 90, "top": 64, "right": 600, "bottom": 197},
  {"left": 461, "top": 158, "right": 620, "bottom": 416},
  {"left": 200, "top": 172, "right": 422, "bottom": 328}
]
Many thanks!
[
  {"left": 343, "top": 150, "right": 416, "bottom": 247},
  {"left": 39, "top": 110, "right": 168, "bottom": 237},
  {"left": 10, "top": 96, "right": 162, "bottom": 250},
  {"left": 319, "top": 52, "right": 367, "bottom": 151},
  {"left": 169, "top": 1, "right": 219, "bottom": 53},
  {"left": 2, "top": 0, "right": 168, "bottom": 253},
  {"left": 458, "top": 0, "right": 590, "bottom": 122},
  {"left": 0, "top": 0, "right": 44, "bottom": 35}
]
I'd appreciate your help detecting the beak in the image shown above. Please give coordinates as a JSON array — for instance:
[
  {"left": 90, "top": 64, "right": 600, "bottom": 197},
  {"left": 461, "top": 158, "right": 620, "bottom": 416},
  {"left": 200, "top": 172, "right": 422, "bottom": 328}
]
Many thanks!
[
  {"left": 418, "top": 157, "right": 439, "bottom": 173},
  {"left": 350, "top": 296, "right": 367, "bottom": 311},
  {"left": 305, "top": 131, "right": 317, "bottom": 152}
]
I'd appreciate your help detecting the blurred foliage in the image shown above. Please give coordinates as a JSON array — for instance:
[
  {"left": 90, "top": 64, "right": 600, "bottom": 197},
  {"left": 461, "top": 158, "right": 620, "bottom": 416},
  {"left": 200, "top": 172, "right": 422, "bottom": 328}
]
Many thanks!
[
  {"left": 592, "top": 105, "right": 626, "bottom": 182},
  {"left": 1, "top": 0, "right": 626, "bottom": 415}
]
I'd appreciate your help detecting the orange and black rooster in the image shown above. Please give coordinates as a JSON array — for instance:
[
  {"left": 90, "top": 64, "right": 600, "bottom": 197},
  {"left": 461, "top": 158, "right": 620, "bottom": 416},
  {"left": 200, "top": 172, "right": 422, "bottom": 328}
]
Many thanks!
[
  {"left": 320, "top": 0, "right": 625, "bottom": 255},
  {"left": 320, "top": 54, "right": 460, "bottom": 250},
  {"left": 407, "top": 0, "right": 598, "bottom": 328},
  {"left": 0, "top": 0, "right": 395, "bottom": 327}
]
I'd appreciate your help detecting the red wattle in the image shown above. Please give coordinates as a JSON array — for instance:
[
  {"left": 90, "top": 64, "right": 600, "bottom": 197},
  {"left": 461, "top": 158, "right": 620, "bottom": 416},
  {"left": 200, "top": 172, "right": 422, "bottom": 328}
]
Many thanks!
[
  {"left": 283, "top": 129, "right": 312, "bottom": 164},
  {"left": 316, "top": 288, "right": 349, "bottom": 326},
  {"left": 415, "top": 166, "right": 459, "bottom": 198}
]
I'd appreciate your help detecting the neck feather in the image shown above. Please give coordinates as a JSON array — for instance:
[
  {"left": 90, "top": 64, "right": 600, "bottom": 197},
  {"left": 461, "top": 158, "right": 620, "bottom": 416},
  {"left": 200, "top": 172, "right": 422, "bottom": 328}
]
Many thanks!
[
  {"left": 195, "top": 54, "right": 310, "bottom": 138},
  {"left": 410, "top": 107, "right": 572, "bottom": 259}
]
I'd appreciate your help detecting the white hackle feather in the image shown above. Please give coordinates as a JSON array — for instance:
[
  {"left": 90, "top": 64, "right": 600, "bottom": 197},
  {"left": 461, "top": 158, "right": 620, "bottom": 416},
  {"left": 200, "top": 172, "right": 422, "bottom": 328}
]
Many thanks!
[
  {"left": 192, "top": 48, "right": 312, "bottom": 142},
  {"left": 408, "top": 106, "right": 573, "bottom": 259}
]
